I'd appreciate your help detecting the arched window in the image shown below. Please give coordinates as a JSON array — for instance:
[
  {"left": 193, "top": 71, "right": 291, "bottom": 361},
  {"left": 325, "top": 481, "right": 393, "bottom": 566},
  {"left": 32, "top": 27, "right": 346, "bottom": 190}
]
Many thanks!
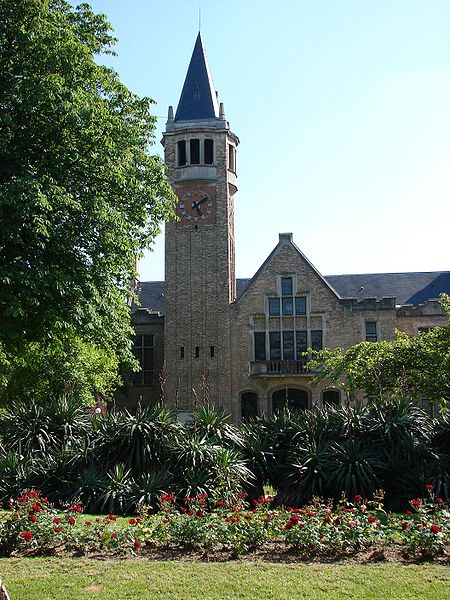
[
  {"left": 322, "top": 390, "right": 340, "bottom": 407},
  {"left": 241, "top": 392, "right": 258, "bottom": 420},
  {"left": 272, "top": 388, "right": 309, "bottom": 412}
]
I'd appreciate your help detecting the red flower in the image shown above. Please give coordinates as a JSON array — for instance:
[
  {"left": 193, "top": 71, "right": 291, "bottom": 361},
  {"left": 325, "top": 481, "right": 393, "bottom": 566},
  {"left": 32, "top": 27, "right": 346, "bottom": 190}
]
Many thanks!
[
  {"left": 19, "top": 531, "right": 33, "bottom": 542},
  {"left": 323, "top": 516, "right": 331, "bottom": 523},
  {"left": 32, "top": 504, "right": 40, "bottom": 512},
  {"left": 53, "top": 517, "right": 61, "bottom": 524},
  {"left": 161, "top": 494, "right": 174, "bottom": 502},
  {"left": 425, "top": 484, "right": 433, "bottom": 490},
  {"left": 29, "top": 514, "right": 37, "bottom": 523},
  {"left": 68, "top": 517, "right": 75, "bottom": 526},
  {"left": 162, "top": 519, "right": 169, "bottom": 524},
  {"left": 354, "top": 495, "right": 362, "bottom": 501},
  {"left": 333, "top": 518, "right": 341, "bottom": 525},
  {"left": 196, "top": 509, "right": 204, "bottom": 517},
  {"left": 401, "top": 522, "right": 409, "bottom": 530},
  {"left": 107, "top": 515, "right": 117, "bottom": 521},
  {"left": 187, "top": 511, "right": 194, "bottom": 517},
  {"left": 245, "top": 514, "right": 252, "bottom": 520},
  {"left": 410, "top": 499, "right": 421, "bottom": 506},
  {"left": 225, "top": 517, "right": 231, "bottom": 523},
  {"left": 111, "top": 533, "right": 117, "bottom": 539},
  {"left": 285, "top": 521, "right": 293, "bottom": 529},
  {"left": 133, "top": 541, "right": 141, "bottom": 549},
  {"left": 430, "top": 525, "right": 441, "bottom": 534},
  {"left": 129, "top": 518, "right": 137, "bottom": 525},
  {"left": 216, "top": 501, "right": 224, "bottom": 507},
  {"left": 85, "top": 521, "right": 92, "bottom": 526},
  {"left": 348, "top": 520, "right": 357, "bottom": 527},
  {"left": 54, "top": 527, "right": 61, "bottom": 533},
  {"left": 368, "top": 517, "right": 377, "bottom": 524},
  {"left": 405, "top": 511, "right": 413, "bottom": 515},
  {"left": 437, "top": 498, "right": 443, "bottom": 503}
]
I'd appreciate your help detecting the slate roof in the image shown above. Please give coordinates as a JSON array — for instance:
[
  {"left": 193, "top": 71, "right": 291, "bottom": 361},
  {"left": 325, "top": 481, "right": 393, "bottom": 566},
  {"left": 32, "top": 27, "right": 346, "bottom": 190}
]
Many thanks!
[
  {"left": 325, "top": 272, "right": 450, "bottom": 306},
  {"left": 136, "top": 272, "right": 450, "bottom": 315},
  {"left": 174, "top": 33, "right": 219, "bottom": 122}
]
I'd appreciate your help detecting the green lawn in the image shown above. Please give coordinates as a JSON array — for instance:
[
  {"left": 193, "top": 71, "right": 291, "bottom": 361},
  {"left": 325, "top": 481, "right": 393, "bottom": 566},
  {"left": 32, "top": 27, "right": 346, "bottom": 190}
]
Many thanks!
[{"left": 0, "top": 558, "right": 449, "bottom": 599}]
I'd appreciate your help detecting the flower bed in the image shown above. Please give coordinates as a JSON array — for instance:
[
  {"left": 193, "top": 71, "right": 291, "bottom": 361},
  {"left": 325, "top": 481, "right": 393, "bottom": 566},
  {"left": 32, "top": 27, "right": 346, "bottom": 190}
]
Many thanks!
[{"left": 0, "top": 488, "right": 448, "bottom": 562}]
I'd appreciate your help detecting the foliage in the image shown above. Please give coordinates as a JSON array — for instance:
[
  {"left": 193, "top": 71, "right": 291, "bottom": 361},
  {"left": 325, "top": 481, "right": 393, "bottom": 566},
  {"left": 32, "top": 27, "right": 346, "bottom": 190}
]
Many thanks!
[
  {"left": 0, "top": 0, "right": 176, "bottom": 404},
  {"left": 311, "top": 294, "right": 450, "bottom": 410},
  {"left": 0, "top": 401, "right": 449, "bottom": 514}
]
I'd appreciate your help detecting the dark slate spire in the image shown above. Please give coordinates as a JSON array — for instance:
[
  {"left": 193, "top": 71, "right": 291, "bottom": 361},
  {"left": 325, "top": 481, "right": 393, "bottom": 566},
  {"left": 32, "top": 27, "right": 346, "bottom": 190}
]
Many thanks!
[{"left": 174, "top": 33, "right": 219, "bottom": 122}]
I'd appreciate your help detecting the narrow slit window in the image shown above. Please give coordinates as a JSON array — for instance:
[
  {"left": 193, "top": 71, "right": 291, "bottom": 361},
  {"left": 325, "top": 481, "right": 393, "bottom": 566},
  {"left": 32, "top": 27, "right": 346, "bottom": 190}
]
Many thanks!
[
  {"left": 228, "top": 144, "right": 235, "bottom": 172},
  {"left": 177, "top": 140, "right": 186, "bottom": 166},
  {"left": 210, "top": 345, "right": 215, "bottom": 358},
  {"left": 180, "top": 346, "right": 184, "bottom": 359},
  {"left": 190, "top": 139, "right": 200, "bottom": 164},
  {"left": 204, "top": 139, "right": 214, "bottom": 164},
  {"left": 195, "top": 346, "right": 200, "bottom": 358}
]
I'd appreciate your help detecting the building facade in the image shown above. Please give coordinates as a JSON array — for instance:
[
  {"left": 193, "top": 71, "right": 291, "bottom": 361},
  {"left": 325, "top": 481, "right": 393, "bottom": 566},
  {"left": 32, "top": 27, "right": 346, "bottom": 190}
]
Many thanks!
[{"left": 121, "top": 34, "right": 450, "bottom": 420}]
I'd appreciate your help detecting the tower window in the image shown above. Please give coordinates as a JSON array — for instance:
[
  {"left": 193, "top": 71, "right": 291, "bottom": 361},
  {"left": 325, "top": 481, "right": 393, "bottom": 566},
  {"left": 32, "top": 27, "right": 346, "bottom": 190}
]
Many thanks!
[
  {"left": 132, "top": 334, "right": 154, "bottom": 385},
  {"left": 195, "top": 346, "right": 200, "bottom": 358},
  {"left": 204, "top": 139, "right": 214, "bottom": 164},
  {"left": 210, "top": 345, "right": 215, "bottom": 358},
  {"left": 180, "top": 346, "right": 184, "bottom": 359},
  {"left": 177, "top": 140, "right": 186, "bottom": 166},
  {"left": 228, "top": 144, "right": 236, "bottom": 172},
  {"left": 190, "top": 139, "right": 200, "bottom": 164}
]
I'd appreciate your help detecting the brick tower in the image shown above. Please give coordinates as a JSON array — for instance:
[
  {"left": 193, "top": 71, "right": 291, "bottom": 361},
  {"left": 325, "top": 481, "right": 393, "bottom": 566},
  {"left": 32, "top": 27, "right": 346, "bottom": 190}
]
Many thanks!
[{"left": 162, "top": 33, "right": 239, "bottom": 411}]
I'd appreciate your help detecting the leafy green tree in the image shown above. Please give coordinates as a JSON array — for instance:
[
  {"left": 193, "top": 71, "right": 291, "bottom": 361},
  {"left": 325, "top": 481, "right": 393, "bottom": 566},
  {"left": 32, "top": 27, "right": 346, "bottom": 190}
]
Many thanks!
[
  {"left": 312, "top": 295, "right": 450, "bottom": 410},
  {"left": 0, "top": 0, "right": 176, "bottom": 402}
]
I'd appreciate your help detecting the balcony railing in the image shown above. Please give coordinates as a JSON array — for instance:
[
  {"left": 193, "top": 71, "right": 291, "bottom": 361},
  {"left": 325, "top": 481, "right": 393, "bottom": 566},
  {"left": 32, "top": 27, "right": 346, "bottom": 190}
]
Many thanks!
[{"left": 250, "top": 360, "right": 318, "bottom": 377}]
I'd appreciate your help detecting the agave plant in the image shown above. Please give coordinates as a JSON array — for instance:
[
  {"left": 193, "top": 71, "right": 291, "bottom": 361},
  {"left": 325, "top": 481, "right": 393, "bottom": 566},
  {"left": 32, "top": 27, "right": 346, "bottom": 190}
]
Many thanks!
[
  {"left": 128, "top": 470, "right": 175, "bottom": 512},
  {"left": 328, "top": 438, "right": 384, "bottom": 500},
  {"left": 276, "top": 440, "right": 335, "bottom": 507},
  {"left": 189, "top": 405, "right": 244, "bottom": 447},
  {"left": 98, "top": 464, "right": 134, "bottom": 514},
  {"left": 239, "top": 418, "right": 276, "bottom": 499},
  {"left": 94, "top": 404, "right": 178, "bottom": 477}
]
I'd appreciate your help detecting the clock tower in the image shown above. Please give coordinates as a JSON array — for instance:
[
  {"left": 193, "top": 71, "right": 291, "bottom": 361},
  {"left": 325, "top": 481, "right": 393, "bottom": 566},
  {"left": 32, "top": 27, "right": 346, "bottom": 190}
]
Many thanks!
[{"left": 162, "top": 33, "right": 239, "bottom": 410}]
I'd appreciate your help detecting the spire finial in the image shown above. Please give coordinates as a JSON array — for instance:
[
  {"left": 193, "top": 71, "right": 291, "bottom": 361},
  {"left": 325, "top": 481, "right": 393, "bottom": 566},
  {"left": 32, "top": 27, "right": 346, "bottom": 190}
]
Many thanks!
[{"left": 198, "top": 6, "right": 201, "bottom": 33}]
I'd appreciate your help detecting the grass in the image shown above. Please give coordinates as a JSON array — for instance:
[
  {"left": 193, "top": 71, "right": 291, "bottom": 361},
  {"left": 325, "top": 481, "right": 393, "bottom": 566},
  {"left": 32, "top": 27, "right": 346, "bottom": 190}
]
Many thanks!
[{"left": 0, "top": 558, "right": 449, "bottom": 599}]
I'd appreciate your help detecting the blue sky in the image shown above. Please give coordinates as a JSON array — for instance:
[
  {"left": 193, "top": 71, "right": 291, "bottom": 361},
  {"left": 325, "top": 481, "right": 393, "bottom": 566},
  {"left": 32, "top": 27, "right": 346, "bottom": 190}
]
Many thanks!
[{"left": 88, "top": 0, "right": 450, "bottom": 281}]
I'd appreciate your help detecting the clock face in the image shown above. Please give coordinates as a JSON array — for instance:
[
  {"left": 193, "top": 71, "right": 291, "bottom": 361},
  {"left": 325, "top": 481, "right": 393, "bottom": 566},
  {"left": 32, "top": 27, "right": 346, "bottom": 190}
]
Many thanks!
[{"left": 179, "top": 190, "right": 213, "bottom": 222}]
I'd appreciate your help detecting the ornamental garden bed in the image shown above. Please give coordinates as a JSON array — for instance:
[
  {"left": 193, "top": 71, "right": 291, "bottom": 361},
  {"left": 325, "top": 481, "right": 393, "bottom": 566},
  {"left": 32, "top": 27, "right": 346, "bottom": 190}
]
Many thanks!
[{"left": 1, "top": 489, "right": 448, "bottom": 564}]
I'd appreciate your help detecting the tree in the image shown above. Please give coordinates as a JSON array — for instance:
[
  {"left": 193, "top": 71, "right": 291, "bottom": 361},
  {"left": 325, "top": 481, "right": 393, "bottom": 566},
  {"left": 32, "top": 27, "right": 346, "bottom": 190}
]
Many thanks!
[
  {"left": 0, "top": 1, "right": 176, "bottom": 402},
  {"left": 312, "top": 295, "right": 450, "bottom": 411}
]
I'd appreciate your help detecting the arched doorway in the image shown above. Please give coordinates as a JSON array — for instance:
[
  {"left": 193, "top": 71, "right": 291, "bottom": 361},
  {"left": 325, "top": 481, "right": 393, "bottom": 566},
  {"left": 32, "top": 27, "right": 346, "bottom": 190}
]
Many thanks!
[
  {"left": 322, "top": 389, "right": 340, "bottom": 407},
  {"left": 272, "top": 388, "right": 309, "bottom": 412},
  {"left": 241, "top": 392, "right": 258, "bottom": 420}
]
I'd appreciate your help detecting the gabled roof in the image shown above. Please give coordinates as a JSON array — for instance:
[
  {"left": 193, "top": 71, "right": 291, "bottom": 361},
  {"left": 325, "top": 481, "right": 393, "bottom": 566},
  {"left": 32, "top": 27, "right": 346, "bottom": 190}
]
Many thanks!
[
  {"left": 174, "top": 33, "right": 220, "bottom": 122},
  {"left": 234, "top": 233, "right": 341, "bottom": 306}
]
